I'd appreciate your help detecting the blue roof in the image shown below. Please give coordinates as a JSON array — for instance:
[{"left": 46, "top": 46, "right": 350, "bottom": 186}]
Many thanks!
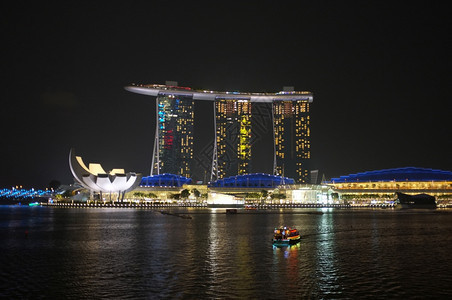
[
  {"left": 329, "top": 167, "right": 452, "bottom": 183},
  {"left": 210, "top": 173, "right": 295, "bottom": 188},
  {"left": 140, "top": 174, "right": 192, "bottom": 187}
]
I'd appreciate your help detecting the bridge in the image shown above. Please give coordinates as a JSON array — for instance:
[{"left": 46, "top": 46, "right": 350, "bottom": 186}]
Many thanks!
[{"left": 0, "top": 188, "right": 52, "bottom": 204}]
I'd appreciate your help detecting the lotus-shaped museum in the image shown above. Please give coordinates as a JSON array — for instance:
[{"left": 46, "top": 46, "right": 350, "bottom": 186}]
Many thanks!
[{"left": 69, "top": 149, "right": 141, "bottom": 196}]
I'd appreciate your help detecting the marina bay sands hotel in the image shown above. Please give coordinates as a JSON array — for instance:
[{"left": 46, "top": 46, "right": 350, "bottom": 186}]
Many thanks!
[{"left": 125, "top": 82, "right": 313, "bottom": 183}]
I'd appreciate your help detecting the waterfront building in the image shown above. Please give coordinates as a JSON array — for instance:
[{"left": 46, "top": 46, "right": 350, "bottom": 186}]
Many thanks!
[
  {"left": 206, "top": 174, "right": 332, "bottom": 206},
  {"left": 273, "top": 97, "right": 311, "bottom": 183},
  {"left": 69, "top": 149, "right": 141, "bottom": 201},
  {"left": 131, "top": 174, "right": 330, "bottom": 206},
  {"left": 328, "top": 167, "right": 452, "bottom": 207},
  {"left": 151, "top": 86, "right": 194, "bottom": 177},
  {"left": 125, "top": 83, "right": 313, "bottom": 182},
  {"left": 282, "top": 184, "right": 333, "bottom": 205},
  {"left": 140, "top": 173, "right": 192, "bottom": 188},
  {"left": 214, "top": 98, "right": 252, "bottom": 178},
  {"left": 209, "top": 173, "right": 294, "bottom": 188},
  {"left": 131, "top": 176, "right": 207, "bottom": 202}
]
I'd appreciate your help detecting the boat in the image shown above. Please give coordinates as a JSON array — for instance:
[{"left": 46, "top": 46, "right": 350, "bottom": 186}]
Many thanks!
[
  {"left": 396, "top": 192, "right": 437, "bottom": 209},
  {"left": 272, "top": 226, "right": 301, "bottom": 246}
]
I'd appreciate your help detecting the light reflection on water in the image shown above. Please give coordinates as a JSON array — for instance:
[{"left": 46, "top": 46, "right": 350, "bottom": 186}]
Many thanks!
[
  {"left": 315, "top": 210, "right": 341, "bottom": 297},
  {"left": 1, "top": 206, "right": 452, "bottom": 298}
]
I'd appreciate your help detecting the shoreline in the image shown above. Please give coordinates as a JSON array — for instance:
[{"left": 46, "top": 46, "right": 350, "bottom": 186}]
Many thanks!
[{"left": 38, "top": 202, "right": 388, "bottom": 209}]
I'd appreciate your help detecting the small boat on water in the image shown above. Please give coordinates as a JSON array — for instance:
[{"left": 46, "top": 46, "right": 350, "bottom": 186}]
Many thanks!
[{"left": 272, "top": 226, "right": 301, "bottom": 246}]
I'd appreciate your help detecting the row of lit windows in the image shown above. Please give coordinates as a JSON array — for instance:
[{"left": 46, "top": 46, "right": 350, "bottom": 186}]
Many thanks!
[
  {"left": 273, "top": 101, "right": 310, "bottom": 115},
  {"left": 156, "top": 96, "right": 195, "bottom": 177},
  {"left": 156, "top": 96, "right": 311, "bottom": 180},
  {"left": 332, "top": 181, "right": 452, "bottom": 190}
]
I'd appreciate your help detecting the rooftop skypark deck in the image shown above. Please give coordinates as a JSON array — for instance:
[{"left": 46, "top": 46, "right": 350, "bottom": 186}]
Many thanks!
[{"left": 125, "top": 83, "right": 313, "bottom": 103}]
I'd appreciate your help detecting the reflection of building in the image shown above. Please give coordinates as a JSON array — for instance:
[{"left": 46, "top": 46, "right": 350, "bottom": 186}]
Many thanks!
[
  {"left": 153, "top": 92, "right": 194, "bottom": 178},
  {"left": 215, "top": 98, "right": 251, "bottom": 178},
  {"left": 273, "top": 99, "right": 311, "bottom": 183},
  {"left": 328, "top": 167, "right": 452, "bottom": 207},
  {"left": 125, "top": 83, "right": 313, "bottom": 182}
]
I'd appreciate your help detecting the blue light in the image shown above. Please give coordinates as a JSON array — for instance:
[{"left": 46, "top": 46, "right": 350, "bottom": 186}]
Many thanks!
[
  {"left": 209, "top": 173, "right": 295, "bottom": 188},
  {"left": 0, "top": 188, "right": 50, "bottom": 199},
  {"left": 139, "top": 174, "right": 192, "bottom": 187},
  {"left": 329, "top": 167, "right": 452, "bottom": 183}
]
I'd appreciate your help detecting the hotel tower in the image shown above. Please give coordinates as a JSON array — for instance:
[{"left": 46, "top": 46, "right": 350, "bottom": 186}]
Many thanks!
[
  {"left": 149, "top": 83, "right": 194, "bottom": 178},
  {"left": 273, "top": 99, "right": 311, "bottom": 183},
  {"left": 213, "top": 98, "right": 252, "bottom": 179},
  {"left": 125, "top": 83, "right": 313, "bottom": 183}
]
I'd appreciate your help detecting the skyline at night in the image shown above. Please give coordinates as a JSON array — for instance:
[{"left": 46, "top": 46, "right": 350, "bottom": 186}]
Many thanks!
[
  {"left": 127, "top": 83, "right": 313, "bottom": 183},
  {"left": 2, "top": 2, "right": 451, "bottom": 188}
]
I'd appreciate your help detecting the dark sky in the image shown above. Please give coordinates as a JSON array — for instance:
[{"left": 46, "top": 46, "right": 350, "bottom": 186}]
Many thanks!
[{"left": 1, "top": 1, "right": 451, "bottom": 188}]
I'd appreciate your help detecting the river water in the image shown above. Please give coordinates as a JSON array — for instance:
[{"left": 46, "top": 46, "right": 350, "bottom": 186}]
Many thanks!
[{"left": 1, "top": 206, "right": 452, "bottom": 299}]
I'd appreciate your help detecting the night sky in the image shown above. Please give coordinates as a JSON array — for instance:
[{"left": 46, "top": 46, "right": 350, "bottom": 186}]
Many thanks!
[{"left": 2, "top": 1, "right": 451, "bottom": 189}]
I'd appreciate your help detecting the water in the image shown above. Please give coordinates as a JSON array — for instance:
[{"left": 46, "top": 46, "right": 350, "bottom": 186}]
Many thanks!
[{"left": 1, "top": 206, "right": 452, "bottom": 299}]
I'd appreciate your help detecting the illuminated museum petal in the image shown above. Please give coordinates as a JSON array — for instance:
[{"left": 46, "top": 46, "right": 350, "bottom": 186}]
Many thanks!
[
  {"left": 82, "top": 174, "right": 102, "bottom": 192},
  {"left": 69, "top": 149, "right": 141, "bottom": 195}
]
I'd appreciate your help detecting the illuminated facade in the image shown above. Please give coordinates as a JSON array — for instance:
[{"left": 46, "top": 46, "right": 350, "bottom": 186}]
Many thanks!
[
  {"left": 209, "top": 173, "right": 294, "bottom": 188},
  {"left": 328, "top": 167, "right": 452, "bottom": 207},
  {"left": 125, "top": 83, "right": 313, "bottom": 182},
  {"left": 153, "top": 93, "right": 194, "bottom": 178},
  {"left": 214, "top": 98, "right": 251, "bottom": 179},
  {"left": 140, "top": 173, "right": 192, "bottom": 187},
  {"left": 273, "top": 99, "right": 311, "bottom": 183},
  {"left": 69, "top": 149, "right": 141, "bottom": 200}
]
